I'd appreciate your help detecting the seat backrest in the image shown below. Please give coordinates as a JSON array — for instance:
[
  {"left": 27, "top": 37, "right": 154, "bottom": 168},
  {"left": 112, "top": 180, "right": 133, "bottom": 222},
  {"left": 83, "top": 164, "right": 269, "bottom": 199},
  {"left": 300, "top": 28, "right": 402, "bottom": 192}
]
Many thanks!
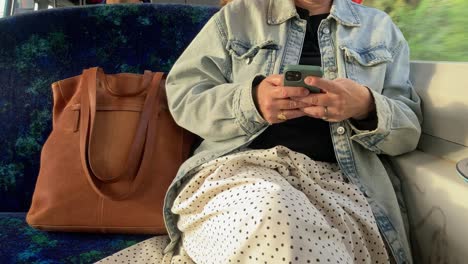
[
  {"left": 393, "top": 62, "right": 468, "bottom": 263},
  {"left": 410, "top": 61, "right": 468, "bottom": 156},
  {"left": 0, "top": 4, "right": 218, "bottom": 212}
]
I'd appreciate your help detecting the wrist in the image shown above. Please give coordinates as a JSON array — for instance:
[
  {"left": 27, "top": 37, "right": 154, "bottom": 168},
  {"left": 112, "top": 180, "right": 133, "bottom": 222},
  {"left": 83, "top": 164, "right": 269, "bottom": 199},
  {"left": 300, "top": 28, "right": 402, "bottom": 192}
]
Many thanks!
[
  {"left": 353, "top": 86, "right": 375, "bottom": 120},
  {"left": 251, "top": 75, "right": 265, "bottom": 112}
]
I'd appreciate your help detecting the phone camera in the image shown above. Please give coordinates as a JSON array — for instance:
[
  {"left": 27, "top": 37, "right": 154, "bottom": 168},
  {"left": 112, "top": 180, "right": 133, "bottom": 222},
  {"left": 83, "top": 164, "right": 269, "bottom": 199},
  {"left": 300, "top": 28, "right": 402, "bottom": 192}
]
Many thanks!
[{"left": 285, "top": 71, "right": 302, "bottom": 81}]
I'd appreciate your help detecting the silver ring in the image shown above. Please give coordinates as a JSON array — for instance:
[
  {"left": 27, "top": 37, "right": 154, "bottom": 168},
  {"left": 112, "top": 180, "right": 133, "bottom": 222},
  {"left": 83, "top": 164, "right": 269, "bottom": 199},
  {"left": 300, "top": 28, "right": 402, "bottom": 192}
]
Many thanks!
[{"left": 322, "top": 106, "right": 329, "bottom": 121}]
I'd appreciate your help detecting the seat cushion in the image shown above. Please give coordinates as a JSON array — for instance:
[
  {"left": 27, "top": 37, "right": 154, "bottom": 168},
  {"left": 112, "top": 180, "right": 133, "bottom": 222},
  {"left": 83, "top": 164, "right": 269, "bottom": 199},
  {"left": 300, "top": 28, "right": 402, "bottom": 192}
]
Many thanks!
[{"left": 0, "top": 212, "right": 153, "bottom": 263}]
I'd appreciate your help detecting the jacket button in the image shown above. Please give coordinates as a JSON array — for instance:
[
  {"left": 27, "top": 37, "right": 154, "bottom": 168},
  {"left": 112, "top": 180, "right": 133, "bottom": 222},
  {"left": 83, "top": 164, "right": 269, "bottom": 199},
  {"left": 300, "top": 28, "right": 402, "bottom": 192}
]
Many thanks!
[
  {"left": 322, "top": 27, "right": 330, "bottom": 34},
  {"left": 337, "top": 126, "right": 346, "bottom": 135}
]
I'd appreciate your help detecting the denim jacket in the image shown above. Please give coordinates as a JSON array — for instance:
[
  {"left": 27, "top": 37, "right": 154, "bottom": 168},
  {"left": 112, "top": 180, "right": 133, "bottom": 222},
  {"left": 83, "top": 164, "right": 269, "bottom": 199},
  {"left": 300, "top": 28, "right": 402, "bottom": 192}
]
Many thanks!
[{"left": 163, "top": 0, "right": 422, "bottom": 263}]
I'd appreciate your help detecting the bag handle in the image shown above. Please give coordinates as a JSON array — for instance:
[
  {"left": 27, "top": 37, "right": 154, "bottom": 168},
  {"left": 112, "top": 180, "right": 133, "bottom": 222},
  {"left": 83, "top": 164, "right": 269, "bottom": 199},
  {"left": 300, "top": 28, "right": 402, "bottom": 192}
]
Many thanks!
[
  {"left": 79, "top": 67, "right": 163, "bottom": 200},
  {"left": 87, "top": 68, "right": 154, "bottom": 183}
]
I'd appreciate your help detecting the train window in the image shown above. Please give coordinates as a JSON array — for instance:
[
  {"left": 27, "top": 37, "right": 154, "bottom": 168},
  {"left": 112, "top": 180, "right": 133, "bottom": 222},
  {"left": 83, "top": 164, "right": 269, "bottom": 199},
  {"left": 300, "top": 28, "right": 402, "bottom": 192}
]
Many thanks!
[
  {"left": 0, "top": 0, "right": 219, "bottom": 18},
  {"left": 1, "top": 0, "right": 106, "bottom": 18},
  {"left": 1, "top": 0, "right": 7, "bottom": 18},
  {"left": 365, "top": 0, "right": 468, "bottom": 62},
  {"left": 2, "top": 0, "right": 466, "bottom": 62}
]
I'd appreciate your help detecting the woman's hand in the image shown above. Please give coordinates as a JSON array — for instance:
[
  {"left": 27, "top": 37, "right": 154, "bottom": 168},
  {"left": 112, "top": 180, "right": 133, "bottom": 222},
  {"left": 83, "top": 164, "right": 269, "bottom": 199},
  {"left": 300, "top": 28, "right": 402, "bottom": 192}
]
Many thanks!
[
  {"left": 291, "top": 77, "right": 376, "bottom": 122},
  {"left": 254, "top": 74, "right": 311, "bottom": 124}
]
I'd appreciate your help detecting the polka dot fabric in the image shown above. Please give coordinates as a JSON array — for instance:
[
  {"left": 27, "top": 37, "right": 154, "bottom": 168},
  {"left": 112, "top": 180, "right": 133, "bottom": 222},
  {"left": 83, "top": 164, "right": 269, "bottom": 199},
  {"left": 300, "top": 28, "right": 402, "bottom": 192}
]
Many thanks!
[
  {"left": 173, "top": 146, "right": 390, "bottom": 263},
  {"left": 98, "top": 146, "right": 391, "bottom": 263},
  {"left": 95, "top": 235, "right": 199, "bottom": 264},
  {"left": 96, "top": 236, "right": 173, "bottom": 263}
]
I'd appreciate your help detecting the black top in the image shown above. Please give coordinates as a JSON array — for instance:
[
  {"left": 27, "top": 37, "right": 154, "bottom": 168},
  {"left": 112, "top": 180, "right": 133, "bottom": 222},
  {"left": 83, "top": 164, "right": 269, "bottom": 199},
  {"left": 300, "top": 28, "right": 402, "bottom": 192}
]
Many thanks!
[{"left": 248, "top": 8, "right": 336, "bottom": 163}]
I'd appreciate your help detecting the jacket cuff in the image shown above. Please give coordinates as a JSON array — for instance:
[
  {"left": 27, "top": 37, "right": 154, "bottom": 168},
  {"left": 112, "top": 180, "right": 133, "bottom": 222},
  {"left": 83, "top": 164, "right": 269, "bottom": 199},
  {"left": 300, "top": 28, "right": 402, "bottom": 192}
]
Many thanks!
[
  {"left": 349, "top": 108, "right": 377, "bottom": 131},
  {"left": 346, "top": 89, "right": 391, "bottom": 153},
  {"left": 234, "top": 74, "right": 269, "bottom": 135}
]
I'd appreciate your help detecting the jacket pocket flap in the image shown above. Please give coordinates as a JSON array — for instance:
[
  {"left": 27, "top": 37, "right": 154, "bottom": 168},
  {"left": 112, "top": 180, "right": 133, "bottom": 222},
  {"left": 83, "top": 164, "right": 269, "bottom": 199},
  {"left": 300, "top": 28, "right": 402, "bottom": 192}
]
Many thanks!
[
  {"left": 342, "top": 46, "right": 393, "bottom": 66},
  {"left": 227, "top": 40, "right": 279, "bottom": 59}
]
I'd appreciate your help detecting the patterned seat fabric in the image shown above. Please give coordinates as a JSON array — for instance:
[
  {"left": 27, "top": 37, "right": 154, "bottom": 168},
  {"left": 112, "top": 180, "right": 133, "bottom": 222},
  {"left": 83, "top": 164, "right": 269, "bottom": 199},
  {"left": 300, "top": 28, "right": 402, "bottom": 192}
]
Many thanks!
[
  {"left": 0, "top": 213, "right": 152, "bottom": 263},
  {"left": 0, "top": 4, "right": 217, "bottom": 263}
]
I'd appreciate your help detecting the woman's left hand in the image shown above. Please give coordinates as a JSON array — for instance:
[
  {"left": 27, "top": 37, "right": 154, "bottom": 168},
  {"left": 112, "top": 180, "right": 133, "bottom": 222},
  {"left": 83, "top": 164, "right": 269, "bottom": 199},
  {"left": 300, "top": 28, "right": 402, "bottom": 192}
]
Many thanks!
[{"left": 291, "top": 76, "right": 376, "bottom": 122}]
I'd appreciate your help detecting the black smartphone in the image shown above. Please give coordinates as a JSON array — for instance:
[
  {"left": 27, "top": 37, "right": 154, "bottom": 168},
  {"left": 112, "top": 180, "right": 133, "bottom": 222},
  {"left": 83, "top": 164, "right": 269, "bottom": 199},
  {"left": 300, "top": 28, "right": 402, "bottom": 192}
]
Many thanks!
[{"left": 283, "top": 65, "right": 323, "bottom": 93}]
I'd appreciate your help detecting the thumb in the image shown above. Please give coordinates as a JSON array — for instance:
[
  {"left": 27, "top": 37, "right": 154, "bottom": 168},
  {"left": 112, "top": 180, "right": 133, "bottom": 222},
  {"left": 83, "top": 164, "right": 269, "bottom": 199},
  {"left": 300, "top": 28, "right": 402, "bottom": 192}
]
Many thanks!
[{"left": 264, "top": 74, "right": 283, "bottom": 86}]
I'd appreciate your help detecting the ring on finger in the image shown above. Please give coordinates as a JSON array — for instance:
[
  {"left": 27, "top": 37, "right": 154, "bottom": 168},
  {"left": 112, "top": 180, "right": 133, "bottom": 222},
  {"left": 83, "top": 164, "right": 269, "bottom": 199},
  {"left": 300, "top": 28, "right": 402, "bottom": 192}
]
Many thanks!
[
  {"left": 322, "top": 106, "right": 329, "bottom": 121},
  {"left": 277, "top": 111, "right": 287, "bottom": 121}
]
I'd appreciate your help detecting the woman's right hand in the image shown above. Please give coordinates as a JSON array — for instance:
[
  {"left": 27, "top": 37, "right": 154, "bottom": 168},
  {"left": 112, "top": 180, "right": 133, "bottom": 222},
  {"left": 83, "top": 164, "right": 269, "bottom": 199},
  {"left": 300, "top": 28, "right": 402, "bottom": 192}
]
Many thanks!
[{"left": 254, "top": 74, "right": 311, "bottom": 124}]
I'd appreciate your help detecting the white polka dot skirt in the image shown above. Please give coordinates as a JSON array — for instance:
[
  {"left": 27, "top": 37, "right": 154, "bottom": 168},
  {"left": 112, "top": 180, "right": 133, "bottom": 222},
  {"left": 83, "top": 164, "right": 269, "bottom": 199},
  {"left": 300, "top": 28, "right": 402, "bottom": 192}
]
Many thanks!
[
  {"left": 97, "top": 146, "right": 391, "bottom": 264},
  {"left": 95, "top": 236, "right": 173, "bottom": 263}
]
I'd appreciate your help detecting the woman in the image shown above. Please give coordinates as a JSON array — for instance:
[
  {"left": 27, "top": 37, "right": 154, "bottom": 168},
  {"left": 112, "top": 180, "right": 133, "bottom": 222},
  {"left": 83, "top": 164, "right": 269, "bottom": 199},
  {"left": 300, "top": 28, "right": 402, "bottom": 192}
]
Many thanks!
[
  {"left": 164, "top": 0, "right": 422, "bottom": 262},
  {"left": 99, "top": 0, "right": 421, "bottom": 263}
]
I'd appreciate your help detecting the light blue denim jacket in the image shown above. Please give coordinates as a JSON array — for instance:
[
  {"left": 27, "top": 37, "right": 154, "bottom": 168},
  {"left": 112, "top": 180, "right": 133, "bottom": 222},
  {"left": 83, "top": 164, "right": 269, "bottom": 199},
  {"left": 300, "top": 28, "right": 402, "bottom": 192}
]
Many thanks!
[{"left": 163, "top": 0, "right": 422, "bottom": 263}]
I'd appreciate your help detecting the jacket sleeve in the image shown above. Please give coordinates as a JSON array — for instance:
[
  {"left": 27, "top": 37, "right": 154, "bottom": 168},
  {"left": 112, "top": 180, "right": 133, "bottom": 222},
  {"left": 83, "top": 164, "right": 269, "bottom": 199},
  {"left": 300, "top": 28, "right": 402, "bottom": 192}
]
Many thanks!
[
  {"left": 346, "top": 38, "right": 423, "bottom": 156},
  {"left": 165, "top": 13, "right": 268, "bottom": 142}
]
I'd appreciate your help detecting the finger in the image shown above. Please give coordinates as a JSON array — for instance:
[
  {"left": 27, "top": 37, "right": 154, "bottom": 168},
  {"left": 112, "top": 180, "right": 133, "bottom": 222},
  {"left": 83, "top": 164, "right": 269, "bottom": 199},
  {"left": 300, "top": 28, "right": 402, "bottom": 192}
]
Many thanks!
[
  {"left": 304, "top": 76, "right": 339, "bottom": 94},
  {"left": 275, "top": 110, "right": 307, "bottom": 123},
  {"left": 301, "top": 106, "right": 337, "bottom": 122},
  {"left": 290, "top": 93, "right": 333, "bottom": 107},
  {"left": 263, "top": 74, "right": 283, "bottom": 86},
  {"left": 273, "top": 86, "right": 310, "bottom": 99},
  {"left": 275, "top": 99, "right": 310, "bottom": 110}
]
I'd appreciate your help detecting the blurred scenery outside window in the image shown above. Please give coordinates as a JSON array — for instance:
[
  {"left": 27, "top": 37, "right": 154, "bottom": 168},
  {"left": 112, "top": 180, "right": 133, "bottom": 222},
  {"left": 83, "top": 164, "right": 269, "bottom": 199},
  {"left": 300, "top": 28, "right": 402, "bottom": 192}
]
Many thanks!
[
  {"left": 365, "top": 0, "right": 468, "bottom": 62},
  {"left": 0, "top": 1, "right": 5, "bottom": 16},
  {"left": 1, "top": 0, "right": 467, "bottom": 62}
]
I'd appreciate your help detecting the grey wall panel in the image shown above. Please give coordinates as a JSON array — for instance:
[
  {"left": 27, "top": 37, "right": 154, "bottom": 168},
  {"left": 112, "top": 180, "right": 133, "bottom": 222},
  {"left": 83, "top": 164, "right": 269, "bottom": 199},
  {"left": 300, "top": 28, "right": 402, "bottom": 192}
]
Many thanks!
[
  {"left": 393, "top": 61, "right": 468, "bottom": 263},
  {"left": 393, "top": 150, "right": 468, "bottom": 264},
  {"left": 410, "top": 61, "right": 468, "bottom": 147}
]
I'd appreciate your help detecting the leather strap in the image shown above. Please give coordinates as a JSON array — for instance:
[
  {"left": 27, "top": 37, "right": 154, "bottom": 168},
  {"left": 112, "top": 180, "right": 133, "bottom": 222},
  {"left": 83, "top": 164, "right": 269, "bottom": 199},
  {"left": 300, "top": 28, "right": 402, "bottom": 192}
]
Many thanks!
[
  {"left": 79, "top": 67, "right": 163, "bottom": 200},
  {"left": 117, "top": 71, "right": 164, "bottom": 184},
  {"left": 87, "top": 68, "right": 154, "bottom": 183}
]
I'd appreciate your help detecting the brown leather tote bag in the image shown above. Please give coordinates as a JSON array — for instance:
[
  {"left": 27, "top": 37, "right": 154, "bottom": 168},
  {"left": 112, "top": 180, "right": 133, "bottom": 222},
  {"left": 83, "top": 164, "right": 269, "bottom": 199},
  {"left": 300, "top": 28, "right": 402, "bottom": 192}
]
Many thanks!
[{"left": 26, "top": 67, "right": 194, "bottom": 234}]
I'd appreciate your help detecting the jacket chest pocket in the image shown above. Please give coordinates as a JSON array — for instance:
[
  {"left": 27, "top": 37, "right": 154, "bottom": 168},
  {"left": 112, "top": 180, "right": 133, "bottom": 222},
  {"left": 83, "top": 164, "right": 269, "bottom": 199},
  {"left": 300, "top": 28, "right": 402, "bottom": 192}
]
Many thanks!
[
  {"left": 228, "top": 40, "right": 278, "bottom": 81},
  {"left": 341, "top": 45, "right": 393, "bottom": 92}
]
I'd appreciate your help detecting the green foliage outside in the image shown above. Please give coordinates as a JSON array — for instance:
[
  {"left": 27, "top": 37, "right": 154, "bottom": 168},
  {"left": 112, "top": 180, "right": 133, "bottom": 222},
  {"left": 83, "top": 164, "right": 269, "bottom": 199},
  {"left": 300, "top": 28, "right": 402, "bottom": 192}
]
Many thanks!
[{"left": 365, "top": 0, "right": 468, "bottom": 62}]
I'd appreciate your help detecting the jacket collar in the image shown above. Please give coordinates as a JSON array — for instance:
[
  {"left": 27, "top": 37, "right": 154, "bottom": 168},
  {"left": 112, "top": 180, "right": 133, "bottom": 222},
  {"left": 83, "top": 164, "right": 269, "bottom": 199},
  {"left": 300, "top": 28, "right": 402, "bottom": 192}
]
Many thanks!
[{"left": 267, "top": 0, "right": 361, "bottom": 27}]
